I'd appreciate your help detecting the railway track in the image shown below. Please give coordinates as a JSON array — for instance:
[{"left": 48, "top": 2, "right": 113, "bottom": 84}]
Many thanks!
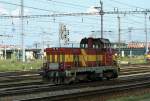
[
  {"left": 0, "top": 70, "right": 39, "bottom": 77},
  {"left": 0, "top": 70, "right": 41, "bottom": 83},
  {"left": 0, "top": 70, "right": 45, "bottom": 89},
  {"left": 0, "top": 74, "right": 40, "bottom": 83},
  {"left": 22, "top": 79, "right": 150, "bottom": 101},
  {"left": 0, "top": 73, "right": 150, "bottom": 100},
  {"left": 0, "top": 64, "right": 149, "bottom": 81},
  {"left": 120, "top": 64, "right": 150, "bottom": 75},
  {"left": 0, "top": 64, "right": 149, "bottom": 88},
  {"left": 0, "top": 64, "right": 149, "bottom": 101},
  {"left": 37, "top": 80, "right": 150, "bottom": 101}
]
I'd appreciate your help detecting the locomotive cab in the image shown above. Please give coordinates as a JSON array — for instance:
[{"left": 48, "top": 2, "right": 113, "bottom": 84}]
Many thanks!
[{"left": 80, "top": 37, "right": 111, "bottom": 49}]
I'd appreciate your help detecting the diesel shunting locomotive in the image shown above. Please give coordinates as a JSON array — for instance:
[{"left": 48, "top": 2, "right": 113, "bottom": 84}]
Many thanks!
[{"left": 41, "top": 37, "right": 119, "bottom": 84}]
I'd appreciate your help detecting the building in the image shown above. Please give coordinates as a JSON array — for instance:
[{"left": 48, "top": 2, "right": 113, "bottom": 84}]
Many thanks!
[
  {"left": 0, "top": 44, "right": 41, "bottom": 60},
  {"left": 112, "top": 42, "right": 149, "bottom": 56}
]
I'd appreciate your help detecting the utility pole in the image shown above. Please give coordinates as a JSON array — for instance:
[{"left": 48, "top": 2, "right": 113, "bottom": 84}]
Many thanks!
[
  {"left": 42, "top": 35, "right": 44, "bottom": 60},
  {"left": 128, "top": 27, "right": 132, "bottom": 64},
  {"left": 117, "top": 15, "right": 121, "bottom": 57},
  {"left": 40, "top": 30, "right": 45, "bottom": 61},
  {"left": 4, "top": 41, "right": 6, "bottom": 60},
  {"left": 1, "top": 36, "right": 7, "bottom": 60},
  {"left": 59, "top": 23, "right": 62, "bottom": 47},
  {"left": 144, "top": 13, "right": 149, "bottom": 54},
  {"left": 21, "top": 0, "right": 25, "bottom": 62},
  {"left": 100, "top": 0, "right": 104, "bottom": 38}
]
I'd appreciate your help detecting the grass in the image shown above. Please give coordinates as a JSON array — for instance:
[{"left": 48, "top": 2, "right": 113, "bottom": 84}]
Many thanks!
[
  {"left": 0, "top": 59, "right": 43, "bottom": 72},
  {"left": 0, "top": 56, "right": 147, "bottom": 71},
  {"left": 120, "top": 55, "right": 147, "bottom": 64},
  {"left": 107, "top": 93, "right": 150, "bottom": 101}
]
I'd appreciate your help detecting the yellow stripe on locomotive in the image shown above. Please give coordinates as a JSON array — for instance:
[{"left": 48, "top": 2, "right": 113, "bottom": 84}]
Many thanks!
[{"left": 47, "top": 54, "right": 103, "bottom": 66}]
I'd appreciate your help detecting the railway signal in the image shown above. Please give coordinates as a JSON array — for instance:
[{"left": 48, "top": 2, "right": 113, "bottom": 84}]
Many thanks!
[{"left": 59, "top": 23, "right": 70, "bottom": 45}]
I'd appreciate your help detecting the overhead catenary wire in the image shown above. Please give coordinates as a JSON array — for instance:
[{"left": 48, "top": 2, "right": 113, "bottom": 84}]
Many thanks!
[
  {"left": 107, "top": 0, "right": 145, "bottom": 10},
  {"left": 30, "top": 0, "right": 106, "bottom": 22},
  {"left": 0, "top": 0, "right": 149, "bottom": 47},
  {"left": 47, "top": 0, "right": 89, "bottom": 8},
  {"left": 0, "top": 0, "right": 64, "bottom": 13}
]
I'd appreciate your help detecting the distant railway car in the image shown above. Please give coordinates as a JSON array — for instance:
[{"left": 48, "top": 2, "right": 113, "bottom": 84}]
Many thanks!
[
  {"left": 146, "top": 51, "right": 150, "bottom": 62},
  {"left": 41, "top": 37, "right": 119, "bottom": 84}
]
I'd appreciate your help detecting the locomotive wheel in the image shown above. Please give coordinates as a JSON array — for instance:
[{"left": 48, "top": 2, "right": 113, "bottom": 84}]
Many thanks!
[
  {"left": 103, "top": 71, "right": 114, "bottom": 80},
  {"left": 63, "top": 76, "right": 76, "bottom": 84},
  {"left": 87, "top": 73, "right": 96, "bottom": 81},
  {"left": 54, "top": 77, "right": 63, "bottom": 84},
  {"left": 76, "top": 74, "right": 88, "bottom": 82}
]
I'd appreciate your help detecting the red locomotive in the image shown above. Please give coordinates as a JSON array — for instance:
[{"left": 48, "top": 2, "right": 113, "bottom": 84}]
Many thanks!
[{"left": 41, "top": 37, "right": 119, "bottom": 84}]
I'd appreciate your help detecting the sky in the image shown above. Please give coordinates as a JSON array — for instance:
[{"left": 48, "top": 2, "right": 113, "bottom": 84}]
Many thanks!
[{"left": 0, "top": 0, "right": 150, "bottom": 48}]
